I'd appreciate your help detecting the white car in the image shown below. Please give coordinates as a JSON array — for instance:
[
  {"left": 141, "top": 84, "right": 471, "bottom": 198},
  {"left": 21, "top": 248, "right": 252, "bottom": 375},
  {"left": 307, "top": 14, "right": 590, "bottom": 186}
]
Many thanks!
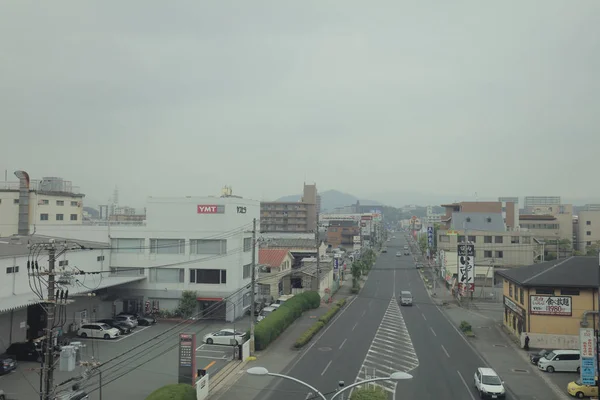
[
  {"left": 203, "top": 329, "right": 246, "bottom": 346},
  {"left": 78, "top": 323, "right": 120, "bottom": 340},
  {"left": 474, "top": 367, "right": 506, "bottom": 399},
  {"left": 257, "top": 306, "right": 277, "bottom": 322}
]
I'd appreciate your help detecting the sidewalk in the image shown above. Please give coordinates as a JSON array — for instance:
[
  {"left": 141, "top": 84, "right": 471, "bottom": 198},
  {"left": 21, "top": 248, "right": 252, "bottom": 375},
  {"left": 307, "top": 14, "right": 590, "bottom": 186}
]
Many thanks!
[{"left": 210, "top": 276, "right": 357, "bottom": 400}]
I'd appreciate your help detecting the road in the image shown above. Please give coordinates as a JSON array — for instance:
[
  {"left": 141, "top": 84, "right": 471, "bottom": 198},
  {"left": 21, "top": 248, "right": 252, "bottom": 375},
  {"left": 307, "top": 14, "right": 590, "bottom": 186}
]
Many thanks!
[{"left": 265, "top": 235, "right": 518, "bottom": 400}]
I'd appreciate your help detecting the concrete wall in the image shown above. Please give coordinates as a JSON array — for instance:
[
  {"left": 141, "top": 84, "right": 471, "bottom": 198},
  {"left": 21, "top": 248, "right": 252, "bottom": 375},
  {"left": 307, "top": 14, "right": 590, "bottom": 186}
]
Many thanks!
[
  {"left": 0, "top": 309, "right": 28, "bottom": 353},
  {"left": 520, "top": 332, "right": 579, "bottom": 350}
]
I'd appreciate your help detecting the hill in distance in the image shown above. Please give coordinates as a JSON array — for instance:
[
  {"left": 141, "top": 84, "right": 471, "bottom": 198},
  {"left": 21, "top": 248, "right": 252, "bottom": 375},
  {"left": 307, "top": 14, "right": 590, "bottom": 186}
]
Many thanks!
[{"left": 276, "top": 189, "right": 382, "bottom": 212}]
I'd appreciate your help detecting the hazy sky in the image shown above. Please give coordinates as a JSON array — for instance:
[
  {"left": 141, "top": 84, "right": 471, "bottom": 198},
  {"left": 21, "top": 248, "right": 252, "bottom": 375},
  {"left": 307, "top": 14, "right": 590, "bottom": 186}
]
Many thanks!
[{"left": 1, "top": 1, "right": 599, "bottom": 207}]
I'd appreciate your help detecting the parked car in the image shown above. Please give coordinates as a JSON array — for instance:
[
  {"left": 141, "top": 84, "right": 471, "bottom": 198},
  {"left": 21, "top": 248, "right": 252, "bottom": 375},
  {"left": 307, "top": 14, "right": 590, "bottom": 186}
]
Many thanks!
[
  {"left": 257, "top": 306, "right": 277, "bottom": 322},
  {"left": 567, "top": 378, "right": 598, "bottom": 398},
  {"left": 203, "top": 329, "right": 246, "bottom": 346},
  {"left": 0, "top": 356, "right": 17, "bottom": 375},
  {"left": 78, "top": 323, "right": 120, "bottom": 340},
  {"left": 137, "top": 315, "right": 157, "bottom": 326},
  {"left": 114, "top": 314, "right": 138, "bottom": 328},
  {"left": 474, "top": 367, "right": 506, "bottom": 399},
  {"left": 529, "top": 349, "right": 550, "bottom": 365},
  {"left": 97, "top": 319, "right": 132, "bottom": 335},
  {"left": 538, "top": 349, "right": 580, "bottom": 373}
]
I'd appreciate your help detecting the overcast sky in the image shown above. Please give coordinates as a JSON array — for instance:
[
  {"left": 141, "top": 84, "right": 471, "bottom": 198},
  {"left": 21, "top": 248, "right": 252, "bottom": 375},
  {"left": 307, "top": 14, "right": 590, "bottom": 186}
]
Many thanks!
[{"left": 1, "top": 1, "right": 598, "bottom": 207}]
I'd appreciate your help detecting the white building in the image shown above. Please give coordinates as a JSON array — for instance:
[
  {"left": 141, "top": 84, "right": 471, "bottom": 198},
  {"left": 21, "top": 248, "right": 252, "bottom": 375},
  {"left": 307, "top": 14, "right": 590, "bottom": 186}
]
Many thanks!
[
  {"left": 0, "top": 235, "right": 139, "bottom": 354},
  {"left": 34, "top": 196, "right": 260, "bottom": 322},
  {"left": 0, "top": 172, "right": 84, "bottom": 237}
]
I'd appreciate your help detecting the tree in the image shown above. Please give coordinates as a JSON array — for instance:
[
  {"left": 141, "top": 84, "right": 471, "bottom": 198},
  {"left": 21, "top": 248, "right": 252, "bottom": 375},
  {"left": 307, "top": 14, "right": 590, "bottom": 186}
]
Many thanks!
[
  {"left": 418, "top": 234, "right": 427, "bottom": 254},
  {"left": 146, "top": 384, "right": 196, "bottom": 400},
  {"left": 177, "top": 290, "right": 198, "bottom": 318},
  {"left": 586, "top": 241, "right": 600, "bottom": 256},
  {"left": 350, "top": 386, "right": 388, "bottom": 400}
]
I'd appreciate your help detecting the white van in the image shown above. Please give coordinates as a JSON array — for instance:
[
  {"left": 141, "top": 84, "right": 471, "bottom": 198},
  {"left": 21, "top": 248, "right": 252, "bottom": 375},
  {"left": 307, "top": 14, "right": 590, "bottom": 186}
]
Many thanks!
[
  {"left": 275, "top": 294, "right": 294, "bottom": 305},
  {"left": 538, "top": 349, "right": 581, "bottom": 373},
  {"left": 257, "top": 306, "right": 277, "bottom": 322}
]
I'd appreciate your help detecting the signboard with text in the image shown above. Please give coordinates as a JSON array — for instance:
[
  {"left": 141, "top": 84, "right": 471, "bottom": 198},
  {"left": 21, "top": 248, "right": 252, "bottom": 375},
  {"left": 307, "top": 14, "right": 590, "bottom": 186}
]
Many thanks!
[
  {"left": 579, "top": 328, "right": 596, "bottom": 385},
  {"left": 178, "top": 333, "right": 197, "bottom": 384},
  {"left": 529, "top": 296, "right": 572, "bottom": 316},
  {"left": 197, "top": 205, "right": 225, "bottom": 214},
  {"left": 457, "top": 244, "right": 475, "bottom": 293},
  {"left": 427, "top": 226, "right": 433, "bottom": 247}
]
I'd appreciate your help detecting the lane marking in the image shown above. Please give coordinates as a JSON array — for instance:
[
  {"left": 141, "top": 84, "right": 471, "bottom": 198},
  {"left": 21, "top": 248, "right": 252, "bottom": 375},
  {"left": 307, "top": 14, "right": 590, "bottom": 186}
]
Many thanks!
[
  {"left": 422, "top": 313, "right": 427, "bottom": 321},
  {"left": 430, "top": 327, "right": 437, "bottom": 337},
  {"left": 203, "top": 360, "right": 216, "bottom": 370},
  {"left": 441, "top": 345, "right": 450, "bottom": 358},
  {"left": 361, "top": 310, "right": 366, "bottom": 317},
  {"left": 457, "top": 370, "right": 476, "bottom": 400},
  {"left": 321, "top": 360, "right": 332, "bottom": 376},
  {"left": 339, "top": 338, "right": 347, "bottom": 350},
  {"left": 352, "top": 322, "right": 359, "bottom": 331}
]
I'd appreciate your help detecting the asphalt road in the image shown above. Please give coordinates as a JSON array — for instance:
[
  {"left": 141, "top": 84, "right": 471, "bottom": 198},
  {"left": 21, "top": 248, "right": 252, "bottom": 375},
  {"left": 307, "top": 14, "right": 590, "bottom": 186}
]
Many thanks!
[{"left": 265, "top": 236, "right": 518, "bottom": 400}]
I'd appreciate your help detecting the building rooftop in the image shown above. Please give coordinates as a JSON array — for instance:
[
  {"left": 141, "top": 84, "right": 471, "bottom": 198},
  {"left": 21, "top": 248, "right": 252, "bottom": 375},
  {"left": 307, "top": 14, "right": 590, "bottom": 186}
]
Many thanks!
[
  {"left": 260, "top": 238, "right": 316, "bottom": 249},
  {"left": 0, "top": 234, "right": 110, "bottom": 258},
  {"left": 259, "top": 249, "right": 292, "bottom": 268},
  {"left": 497, "top": 257, "right": 598, "bottom": 288},
  {"left": 450, "top": 212, "right": 506, "bottom": 232}
]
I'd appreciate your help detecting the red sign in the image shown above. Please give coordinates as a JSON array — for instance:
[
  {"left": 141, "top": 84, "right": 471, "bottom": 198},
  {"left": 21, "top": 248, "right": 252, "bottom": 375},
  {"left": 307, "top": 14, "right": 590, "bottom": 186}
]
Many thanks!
[
  {"left": 468, "top": 283, "right": 475, "bottom": 292},
  {"left": 361, "top": 216, "right": 372, "bottom": 220},
  {"left": 197, "top": 205, "right": 219, "bottom": 214}
]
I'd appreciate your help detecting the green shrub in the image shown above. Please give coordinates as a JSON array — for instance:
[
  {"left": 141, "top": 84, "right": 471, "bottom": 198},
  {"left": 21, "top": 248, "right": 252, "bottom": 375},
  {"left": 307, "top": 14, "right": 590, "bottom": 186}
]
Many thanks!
[
  {"left": 254, "top": 291, "right": 321, "bottom": 350},
  {"left": 294, "top": 321, "right": 325, "bottom": 348},
  {"left": 349, "top": 386, "right": 388, "bottom": 400},
  {"left": 336, "top": 298, "right": 347, "bottom": 307},
  {"left": 318, "top": 305, "right": 341, "bottom": 324},
  {"left": 459, "top": 321, "right": 472, "bottom": 332},
  {"left": 146, "top": 384, "right": 196, "bottom": 400}
]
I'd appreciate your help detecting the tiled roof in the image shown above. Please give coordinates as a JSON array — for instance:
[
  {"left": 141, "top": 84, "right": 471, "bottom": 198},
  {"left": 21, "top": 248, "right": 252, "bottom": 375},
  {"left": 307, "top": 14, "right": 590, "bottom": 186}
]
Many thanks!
[
  {"left": 497, "top": 257, "right": 598, "bottom": 288},
  {"left": 259, "top": 249, "right": 292, "bottom": 268},
  {"left": 262, "top": 238, "right": 316, "bottom": 249}
]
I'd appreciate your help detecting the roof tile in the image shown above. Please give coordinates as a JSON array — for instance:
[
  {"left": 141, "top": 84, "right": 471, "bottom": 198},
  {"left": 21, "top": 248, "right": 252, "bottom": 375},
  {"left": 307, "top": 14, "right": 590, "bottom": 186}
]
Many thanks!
[{"left": 259, "top": 249, "right": 292, "bottom": 268}]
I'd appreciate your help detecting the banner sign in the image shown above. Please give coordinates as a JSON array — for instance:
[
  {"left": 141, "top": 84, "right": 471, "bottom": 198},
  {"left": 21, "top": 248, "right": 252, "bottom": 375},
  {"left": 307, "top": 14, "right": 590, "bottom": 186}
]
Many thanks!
[
  {"left": 579, "top": 328, "right": 596, "bottom": 385},
  {"left": 427, "top": 226, "right": 434, "bottom": 247},
  {"left": 457, "top": 244, "right": 475, "bottom": 293},
  {"left": 529, "top": 296, "right": 572, "bottom": 316}
]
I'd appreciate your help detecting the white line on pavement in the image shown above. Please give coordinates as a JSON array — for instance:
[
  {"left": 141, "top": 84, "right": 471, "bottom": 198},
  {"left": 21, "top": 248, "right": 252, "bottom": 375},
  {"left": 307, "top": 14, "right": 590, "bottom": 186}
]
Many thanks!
[
  {"left": 339, "top": 338, "right": 347, "bottom": 350},
  {"left": 457, "top": 370, "right": 476, "bottom": 400},
  {"left": 441, "top": 345, "right": 450, "bottom": 358},
  {"left": 321, "top": 360, "right": 332, "bottom": 376},
  {"left": 422, "top": 313, "right": 427, "bottom": 321},
  {"left": 352, "top": 322, "right": 359, "bottom": 331},
  {"left": 361, "top": 310, "right": 366, "bottom": 317},
  {"left": 430, "top": 327, "right": 437, "bottom": 337}
]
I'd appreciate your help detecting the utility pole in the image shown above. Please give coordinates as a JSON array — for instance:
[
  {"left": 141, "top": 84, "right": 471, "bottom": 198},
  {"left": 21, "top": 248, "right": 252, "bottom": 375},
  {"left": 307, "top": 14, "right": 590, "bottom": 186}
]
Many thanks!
[
  {"left": 43, "top": 243, "right": 57, "bottom": 400},
  {"left": 250, "top": 218, "right": 257, "bottom": 354},
  {"left": 315, "top": 212, "right": 320, "bottom": 293}
]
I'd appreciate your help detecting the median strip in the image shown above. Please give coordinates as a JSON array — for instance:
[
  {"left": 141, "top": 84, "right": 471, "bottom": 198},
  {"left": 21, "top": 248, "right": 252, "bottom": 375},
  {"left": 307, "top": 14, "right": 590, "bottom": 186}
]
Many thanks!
[{"left": 293, "top": 298, "right": 347, "bottom": 348}]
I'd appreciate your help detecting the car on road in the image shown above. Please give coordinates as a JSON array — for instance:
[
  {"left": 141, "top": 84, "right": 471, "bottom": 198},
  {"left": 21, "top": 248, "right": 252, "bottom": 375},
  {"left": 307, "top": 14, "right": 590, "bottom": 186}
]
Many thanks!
[
  {"left": 404, "top": 251, "right": 410, "bottom": 255},
  {"left": 96, "top": 319, "right": 133, "bottom": 335},
  {"left": 567, "top": 378, "right": 598, "bottom": 398},
  {"left": 203, "top": 329, "right": 246, "bottom": 346},
  {"left": 78, "top": 323, "right": 120, "bottom": 340},
  {"left": 474, "top": 367, "right": 506, "bottom": 398},
  {"left": 396, "top": 252, "right": 402, "bottom": 257},
  {"left": 399, "top": 291, "right": 413, "bottom": 306},
  {"left": 382, "top": 248, "right": 387, "bottom": 253},
  {"left": 415, "top": 263, "right": 423, "bottom": 269},
  {"left": 529, "top": 349, "right": 550, "bottom": 365}
]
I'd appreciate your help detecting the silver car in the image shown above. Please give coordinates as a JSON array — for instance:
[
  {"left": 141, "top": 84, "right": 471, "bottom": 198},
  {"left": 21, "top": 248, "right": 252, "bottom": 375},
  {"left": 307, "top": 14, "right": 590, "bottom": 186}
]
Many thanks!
[{"left": 400, "top": 291, "right": 413, "bottom": 306}]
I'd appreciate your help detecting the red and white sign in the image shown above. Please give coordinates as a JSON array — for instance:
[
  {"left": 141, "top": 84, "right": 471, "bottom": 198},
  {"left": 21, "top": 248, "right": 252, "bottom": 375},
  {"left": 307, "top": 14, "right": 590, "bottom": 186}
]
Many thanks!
[
  {"left": 580, "top": 328, "right": 595, "bottom": 358},
  {"left": 529, "top": 295, "right": 572, "bottom": 316},
  {"left": 197, "top": 205, "right": 219, "bottom": 214}
]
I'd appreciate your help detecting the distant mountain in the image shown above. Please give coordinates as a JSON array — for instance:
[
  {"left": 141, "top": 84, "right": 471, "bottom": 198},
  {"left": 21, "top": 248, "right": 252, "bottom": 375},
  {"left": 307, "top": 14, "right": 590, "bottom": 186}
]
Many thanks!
[
  {"left": 276, "top": 189, "right": 382, "bottom": 212},
  {"left": 83, "top": 206, "right": 99, "bottom": 218}
]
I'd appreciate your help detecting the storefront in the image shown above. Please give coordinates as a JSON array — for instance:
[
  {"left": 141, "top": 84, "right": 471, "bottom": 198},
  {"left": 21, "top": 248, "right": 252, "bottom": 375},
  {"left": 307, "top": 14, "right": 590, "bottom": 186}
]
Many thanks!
[{"left": 503, "top": 295, "right": 526, "bottom": 336}]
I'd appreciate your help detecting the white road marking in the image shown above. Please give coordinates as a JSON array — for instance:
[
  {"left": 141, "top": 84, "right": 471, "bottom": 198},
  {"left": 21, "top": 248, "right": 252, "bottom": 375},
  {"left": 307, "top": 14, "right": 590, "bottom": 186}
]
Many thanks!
[
  {"left": 353, "top": 297, "right": 419, "bottom": 395},
  {"left": 457, "top": 370, "right": 476, "bottom": 400},
  {"left": 422, "top": 313, "right": 427, "bottom": 321},
  {"left": 441, "top": 345, "right": 450, "bottom": 358},
  {"left": 430, "top": 327, "right": 437, "bottom": 337},
  {"left": 352, "top": 322, "right": 359, "bottom": 331},
  {"left": 321, "top": 360, "right": 332, "bottom": 376},
  {"left": 339, "top": 338, "right": 347, "bottom": 350},
  {"left": 361, "top": 310, "right": 366, "bottom": 317}
]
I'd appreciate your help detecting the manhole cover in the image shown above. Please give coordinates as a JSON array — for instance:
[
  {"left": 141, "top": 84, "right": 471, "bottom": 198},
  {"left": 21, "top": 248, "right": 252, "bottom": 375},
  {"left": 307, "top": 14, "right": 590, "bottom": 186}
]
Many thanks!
[
  {"left": 511, "top": 368, "right": 529, "bottom": 373},
  {"left": 318, "top": 347, "right": 332, "bottom": 352},
  {"left": 493, "top": 344, "right": 507, "bottom": 347}
]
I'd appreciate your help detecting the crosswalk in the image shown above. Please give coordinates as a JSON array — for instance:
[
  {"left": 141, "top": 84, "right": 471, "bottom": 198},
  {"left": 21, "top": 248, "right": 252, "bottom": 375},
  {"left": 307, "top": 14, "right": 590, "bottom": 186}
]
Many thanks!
[{"left": 354, "top": 297, "right": 419, "bottom": 394}]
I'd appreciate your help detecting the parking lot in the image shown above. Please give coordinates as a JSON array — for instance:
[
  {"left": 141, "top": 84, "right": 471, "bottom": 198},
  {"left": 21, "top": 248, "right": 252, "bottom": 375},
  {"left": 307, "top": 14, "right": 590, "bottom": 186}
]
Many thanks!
[
  {"left": 0, "top": 320, "right": 238, "bottom": 400},
  {"left": 546, "top": 369, "right": 579, "bottom": 397}
]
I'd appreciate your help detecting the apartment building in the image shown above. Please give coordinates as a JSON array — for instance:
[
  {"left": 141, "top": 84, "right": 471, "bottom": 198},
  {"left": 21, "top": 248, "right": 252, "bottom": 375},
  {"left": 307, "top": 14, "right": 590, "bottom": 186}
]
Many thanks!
[
  {"left": 34, "top": 195, "right": 260, "bottom": 322},
  {"left": 575, "top": 204, "right": 600, "bottom": 254},
  {"left": 0, "top": 172, "right": 84, "bottom": 237},
  {"left": 260, "top": 184, "right": 318, "bottom": 233},
  {"left": 519, "top": 204, "right": 573, "bottom": 257}
]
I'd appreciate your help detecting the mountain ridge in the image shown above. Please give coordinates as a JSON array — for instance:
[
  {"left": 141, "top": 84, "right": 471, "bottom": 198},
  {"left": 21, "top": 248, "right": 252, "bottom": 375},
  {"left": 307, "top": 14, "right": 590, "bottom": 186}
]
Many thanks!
[{"left": 276, "top": 189, "right": 382, "bottom": 212}]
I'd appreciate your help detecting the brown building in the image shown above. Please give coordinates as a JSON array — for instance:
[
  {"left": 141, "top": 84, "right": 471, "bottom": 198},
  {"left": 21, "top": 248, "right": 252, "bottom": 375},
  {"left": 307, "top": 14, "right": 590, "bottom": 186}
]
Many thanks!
[
  {"left": 260, "top": 184, "right": 318, "bottom": 233},
  {"left": 326, "top": 220, "right": 360, "bottom": 248},
  {"left": 441, "top": 201, "right": 518, "bottom": 230}
]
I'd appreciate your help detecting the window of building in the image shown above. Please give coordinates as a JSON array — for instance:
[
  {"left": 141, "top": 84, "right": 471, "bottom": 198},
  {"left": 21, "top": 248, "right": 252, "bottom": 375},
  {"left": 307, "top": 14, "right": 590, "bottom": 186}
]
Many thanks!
[
  {"left": 561, "top": 288, "right": 580, "bottom": 296},
  {"left": 521, "top": 236, "right": 531, "bottom": 244},
  {"left": 468, "top": 236, "right": 476, "bottom": 243},
  {"left": 588, "top": 241, "right": 592, "bottom": 246},
  {"left": 56, "top": 214, "right": 64, "bottom": 221},
  {"left": 189, "top": 269, "right": 226, "bottom": 284},
  {"left": 150, "top": 239, "right": 185, "bottom": 254},
  {"left": 190, "top": 239, "right": 227, "bottom": 255},
  {"left": 6, "top": 266, "right": 19, "bottom": 274},
  {"left": 484, "top": 236, "right": 492, "bottom": 244},
  {"left": 495, "top": 251, "right": 503, "bottom": 258},
  {"left": 509, "top": 283, "right": 513, "bottom": 297},
  {"left": 40, "top": 199, "right": 49, "bottom": 205},
  {"left": 494, "top": 236, "right": 503, "bottom": 244},
  {"left": 58, "top": 260, "right": 68, "bottom": 266},
  {"left": 149, "top": 268, "right": 185, "bottom": 283},
  {"left": 439, "top": 235, "right": 449, "bottom": 243},
  {"left": 457, "top": 235, "right": 465, "bottom": 243},
  {"left": 13, "top": 199, "right": 19, "bottom": 204},
  {"left": 70, "top": 214, "right": 78, "bottom": 221},
  {"left": 484, "top": 250, "right": 492, "bottom": 258},
  {"left": 511, "top": 236, "right": 519, "bottom": 244},
  {"left": 111, "top": 238, "right": 144, "bottom": 253},
  {"left": 110, "top": 267, "right": 145, "bottom": 276},
  {"left": 587, "top": 221, "right": 591, "bottom": 225},
  {"left": 243, "top": 237, "right": 252, "bottom": 252},
  {"left": 56, "top": 200, "right": 64, "bottom": 206},
  {"left": 243, "top": 263, "right": 252, "bottom": 279},
  {"left": 587, "top": 231, "right": 592, "bottom": 236},
  {"left": 40, "top": 214, "right": 49, "bottom": 221},
  {"left": 535, "top": 288, "right": 554, "bottom": 295},
  {"left": 97, "top": 256, "right": 105, "bottom": 262},
  {"left": 519, "top": 288, "right": 524, "bottom": 304},
  {"left": 71, "top": 201, "right": 78, "bottom": 206}
]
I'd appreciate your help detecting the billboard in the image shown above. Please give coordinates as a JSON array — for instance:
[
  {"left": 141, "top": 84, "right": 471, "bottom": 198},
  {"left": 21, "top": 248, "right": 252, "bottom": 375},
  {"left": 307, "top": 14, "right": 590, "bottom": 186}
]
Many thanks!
[
  {"left": 457, "top": 244, "right": 475, "bottom": 293},
  {"left": 529, "top": 296, "right": 572, "bottom": 316},
  {"left": 197, "top": 205, "right": 225, "bottom": 214},
  {"left": 178, "top": 333, "right": 197, "bottom": 384}
]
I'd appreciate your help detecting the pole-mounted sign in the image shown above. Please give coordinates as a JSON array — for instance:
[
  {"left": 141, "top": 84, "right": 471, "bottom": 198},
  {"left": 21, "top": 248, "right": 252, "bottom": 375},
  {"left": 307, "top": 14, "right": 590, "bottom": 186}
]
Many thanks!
[{"left": 178, "top": 333, "right": 197, "bottom": 384}]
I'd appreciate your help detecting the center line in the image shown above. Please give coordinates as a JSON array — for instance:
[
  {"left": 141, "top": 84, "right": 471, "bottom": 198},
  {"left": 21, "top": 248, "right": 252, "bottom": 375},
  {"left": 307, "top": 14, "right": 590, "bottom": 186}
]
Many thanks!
[
  {"left": 430, "top": 327, "right": 437, "bottom": 337},
  {"left": 422, "top": 313, "right": 427, "bottom": 321},
  {"left": 352, "top": 322, "right": 359, "bottom": 331},
  {"left": 339, "top": 338, "right": 347, "bottom": 350},
  {"left": 321, "top": 360, "right": 332, "bottom": 376},
  {"left": 441, "top": 344, "right": 450, "bottom": 358}
]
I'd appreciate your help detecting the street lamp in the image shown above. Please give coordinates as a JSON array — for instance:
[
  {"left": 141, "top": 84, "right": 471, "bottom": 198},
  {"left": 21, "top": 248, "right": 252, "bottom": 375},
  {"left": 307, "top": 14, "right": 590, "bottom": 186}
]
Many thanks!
[{"left": 246, "top": 367, "right": 412, "bottom": 400}]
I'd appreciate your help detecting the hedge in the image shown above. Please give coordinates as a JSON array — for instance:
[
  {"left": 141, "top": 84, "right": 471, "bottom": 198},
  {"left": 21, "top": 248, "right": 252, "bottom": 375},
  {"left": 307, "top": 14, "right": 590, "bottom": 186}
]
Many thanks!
[
  {"left": 349, "top": 386, "right": 388, "bottom": 400},
  {"left": 294, "top": 298, "right": 347, "bottom": 348},
  {"left": 146, "top": 384, "right": 196, "bottom": 400},
  {"left": 253, "top": 291, "right": 320, "bottom": 350}
]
